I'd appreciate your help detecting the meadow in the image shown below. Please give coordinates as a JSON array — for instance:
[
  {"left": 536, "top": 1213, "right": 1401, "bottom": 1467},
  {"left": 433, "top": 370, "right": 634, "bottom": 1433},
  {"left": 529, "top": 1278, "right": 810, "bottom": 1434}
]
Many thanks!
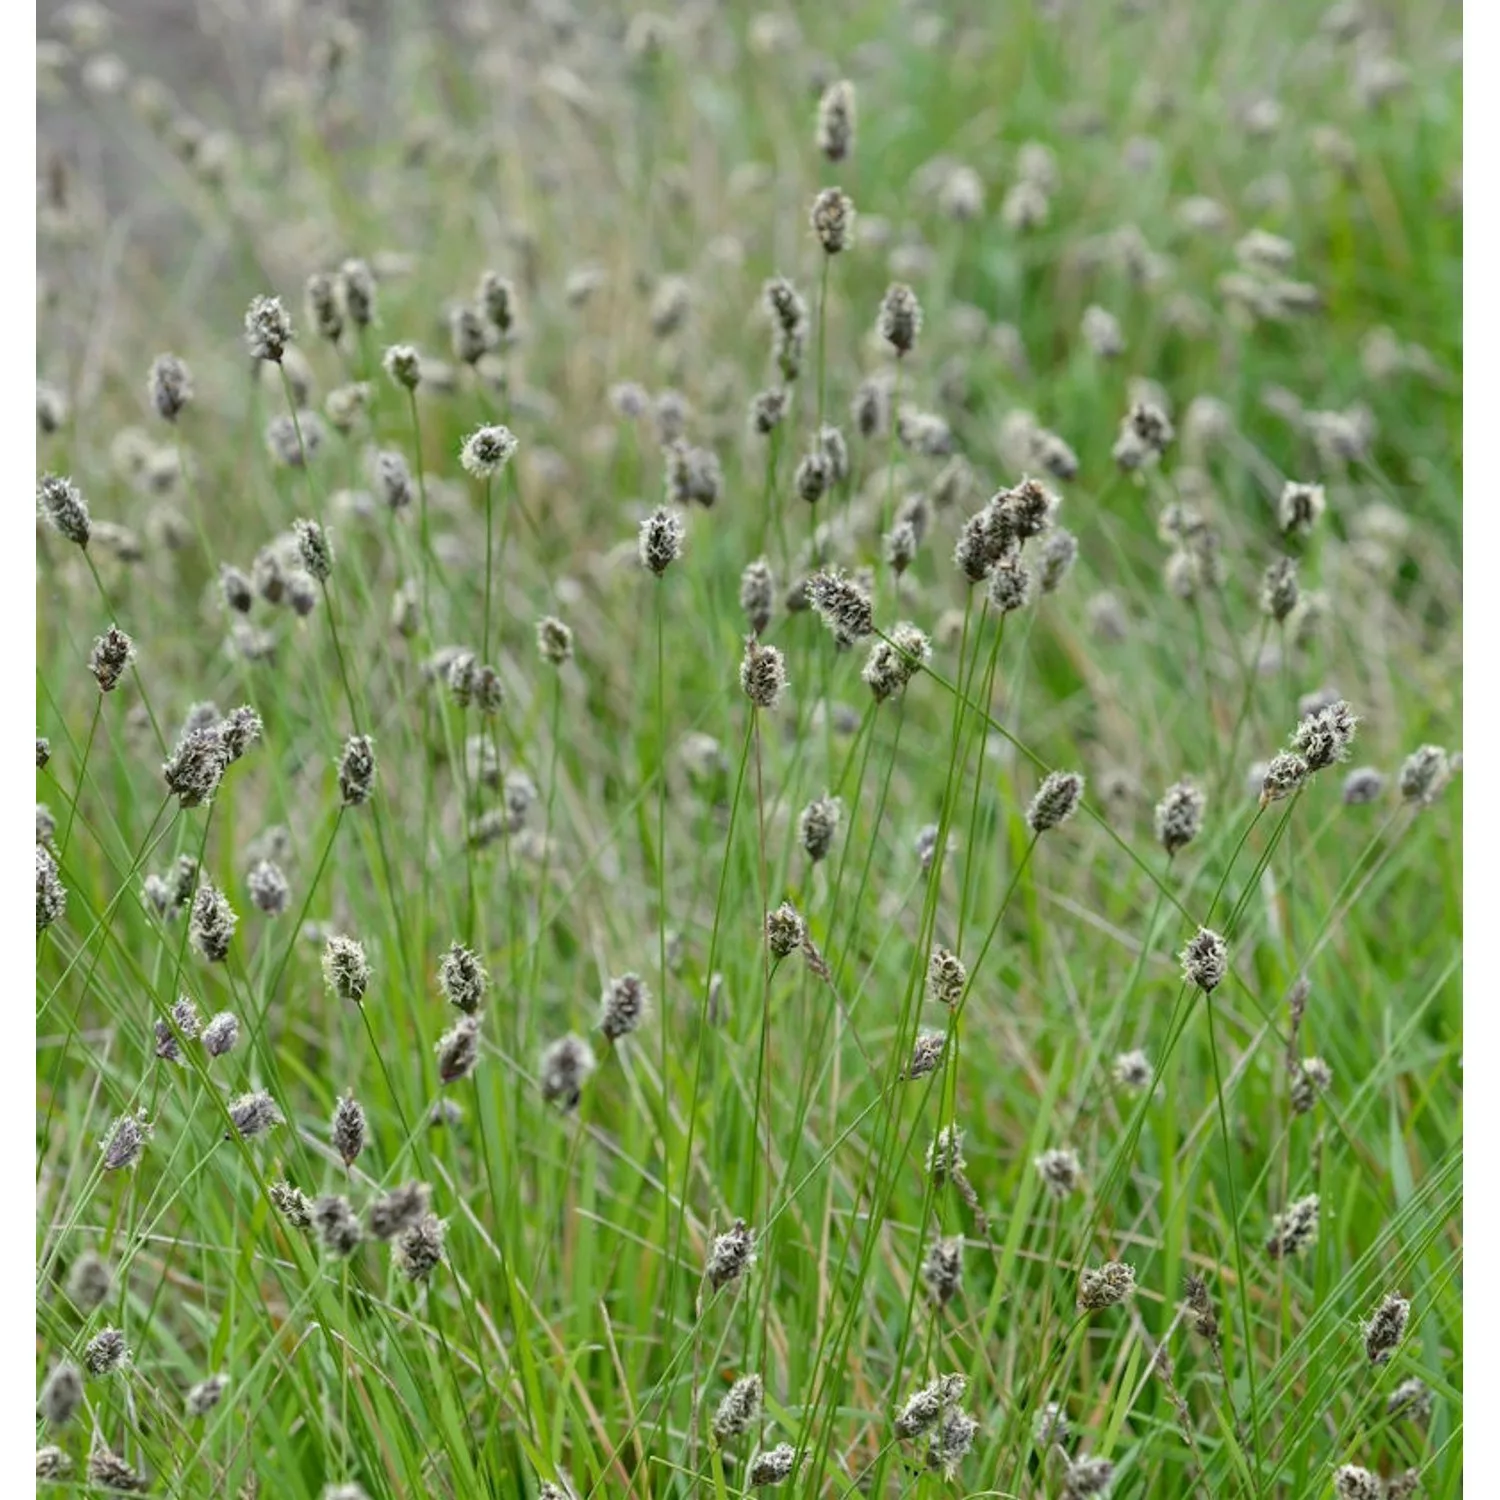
[{"left": 35, "top": 1, "right": 1462, "bottom": 1495}]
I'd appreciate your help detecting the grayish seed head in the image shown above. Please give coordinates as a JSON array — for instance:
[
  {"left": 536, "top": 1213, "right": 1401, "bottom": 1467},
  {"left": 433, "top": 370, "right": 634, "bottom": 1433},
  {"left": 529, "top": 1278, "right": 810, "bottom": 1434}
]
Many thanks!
[
  {"left": 748, "top": 1443, "right": 797, "bottom": 1487},
  {"left": 765, "top": 901, "right": 805, "bottom": 959},
  {"left": 88, "top": 625, "right": 134, "bottom": 692},
  {"left": 1333, "top": 1465, "right": 1382, "bottom": 1500},
  {"left": 1290, "top": 700, "right": 1358, "bottom": 772},
  {"left": 927, "top": 947, "right": 967, "bottom": 1008},
  {"left": 148, "top": 353, "right": 193, "bottom": 422},
  {"left": 340, "top": 259, "right": 376, "bottom": 327},
  {"left": 436, "top": 1014, "right": 483, "bottom": 1084},
  {"left": 1266, "top": 1193, "right": 1320, "bottom": 1259},
  {"left": 1027, "top": 771, "right": 1085, "bottom": 833},
  {"left": 879, "top": 282, "right": 923, "bottom": 356},
  {"left": 1260, "top": 555, "right": 1300, "bottom": 622},
  {"left": 1386, "top": 1377, "right": 1434, "bottom": 1424},
  {"left": 244, "top": 294, "right": 292, "bottom": 362},
  {"left": 540, "top": 1033, "right": 596, "bottom": 1110},
  {"left": 227, "top": 1090, "right": 282, "bottom": 1141},
  {"left": 305, "top": 271, "right": 343, "bottom": 342},
  {"left": 36, "top": 844, "right": 66, "bottom": 933},
  {"left": 922, "top": 1234, "right": 964, "bottom": 1306},
  {"left": 38, "top": 474, "right": 91, "bottom": 546},
  {"left": 925, "top": 1406, "right": 979, "bottom": 1477},
  {"left": 1398, "top": 745, "right": 1450, "bottom": 805},
  {"left": 1362, "top": 1292, "right": 1410, "bottom": 1365},
  {"left": 706, "top": 1218, "right": 756, "bottom": 1290},
  {"left": 1278, "top": 480, "right": 1326, "bottom": 538},
  {"left": 1154, "top": 780, "right": 1205, "bottom": 855},
  {"left": 367, "top": 1181, "right": 430, "bottom": 1240},
  {"left": 186, "top": 1373, "right": 229, "bottom": 1416},
  {"left": 292, "top": 517, "right": 333, "bottom": 580},
  {"left": 338, "top": 733, "right": 377, "bottom": 806},
  {"left": 905, "top": 1028, "right": 947, "bottom": 1080},
  {"left": 1035, "top": 1147, "right": 1082, "bottom": 1198},
  {"left": 1290, "top": 1056, "right": 1333, "bottom": 1114},
  {"left": 739, "top": 559, "right": 776, "bottom": 635},
  {"left": 247, "top": 859, "right": 290, "bottom": 915},
  {"left": 85, "top": 1325, "right": 130, "bottom": 1376},
  {"left": 806, "top": 569, "right": 873, "bottom": 646},
  {"left": 460, "top": 423, "right": 518, "bottom": 478},
  {"left": 87, "top": 1444, "right": 147, "bottom": 1492},
  {"left": 202, "top": 1010, "right": 239, "bottom": 1057},
  {"left": 536, "top": 615, "right": 574, "bottom": 665},
  {"left": 372, "top": 449, "right": 413, "bottom": 510},
  {"left": 1078, "top": 1260, "right": 1136, "bottom": 1311},
  {"left": 440, "top": 942, "right": 488, "bottom": 1014},
  {"left": 1033, "top": 1401, "right": 1070, "bottom": 1448},
  {"left": 383, "top": 343, "right": 422, "bottom": 390},
  {"left": 741, "top": 637, "right": 789, "bottom": 709},
  {"left": 638, "top": 506, "right": 685, "bottom": 575},
  {"left": 450, "top": 303, "right": 489, "bottom": 365},
  {"left": 220, "top": 563, "right": 254, "bottom": 614},
  {"left": 67, "top": 1250, "right": 112, "bottom": 1312},
  {"left": 270, "top": 1180, "right": 313, "bottom": 1228},
  {"left": 599, "top": 972, "right": 651, "bottom": 1041},
  {"left": 712, "top": 1372, "right": 764, "bottom": 1440},
  {"left": 798, "top": 794, "right": 843, "bottom": 862},
  {"left": 811, "top": 185, "right": 855, "bottom": 253},
  {"left": 1179, "top": 926, "right": 1228, "bottom": 992},
  {"left": 817, "top": 78, "right": 855, "bottom": 161},
  {"left": 312, "top": 1194, "right": 363, "bottom": 1257},
  {"left": 321, "top": 934, "right": 370, "bottom": 1003},
  {"left": 1260, "top": 751, "right": 1309, "bottom": 805},
  {"left": 39, "top": 1360, "right": 84, "bottom": 1425},
  {"left": 1113, "top": 1049, "right": 1153, "bottom": 1090},
  {"left": 395, "top": 1212, "right": 448, "bottom": 1281},
  {"left": 191, "top": 880, "right": 238, "bottom": 962},
  {"left": 331, "top": 1093, "right": 367, "bottom": 1166},
  {"left": 102, "top": 1110, "right": 152, "bottom": 1170},
  {"left": 1062, "top": 1455, "right": 1116, "bottom": 1498}
]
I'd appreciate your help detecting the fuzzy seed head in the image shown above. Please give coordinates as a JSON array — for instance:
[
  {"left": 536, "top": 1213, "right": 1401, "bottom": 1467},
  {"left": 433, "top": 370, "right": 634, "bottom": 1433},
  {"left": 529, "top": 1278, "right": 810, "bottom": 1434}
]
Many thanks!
[
  {"left": 1279, "top": 481, "right": 1326, "bottom": 538},
  {"left": 639, "top": 506, "right": 685, "bottom": 575},
  {"left": 794, "top": 448, "right": 831, "bottom": 504},
  {"left": 383, "top": 344, "right": 422, "bottom": 390},
  {"left": 741, "top": 637, "right": 789, "bottom": 709},
  {"left": 244, "top": 294, "right": 292, "bottom": 362},
  {"left": 39, "top": 1360, "right": 84, "bottom": 1425},
  {"left": 1291, "top": 700, "right": 1359, "bottom": 772},
  {"left": 706, "top": 1218, "right": 756, "bottom": 1290},
  {"left": 1341, "top": 767, "right": 1386, "bottom": 805},
  {"left": 1179, "top": 926, "right": 1228, "bottom": 992},
  {"left": 1386, "top": 1377, "right": 1434, "bottom": 1424},
  {"left": 87, "top": 1445, "right": 147, "bottom": 1492},
  {"left": 36, "top": 844, "right": 66, "bottom": 933},
  {"left": 922, "top": 1234, "right": 964, "bottom": 1306},
  {"left": 905, "top": 1028, "right": 947, "bottom": 1080},
  {"left": 748, "top": 1444, "right": 796, "bottom": 1487},
  {"left": 536, "top": 615, "right": 574, "bottom": 665},
  {"left": 322, "top": 934, "right": 370, "bottom": 1003},
  {"left": 1112, "top": 1049, "right": 1152, "bottom": 1090},
  {"left": 811, "top": 186, "right": 854, "bottom": 253},
  {"left": 1034, "top": 1402, "right": 1070, "bottom": 1448},
  {"left": 1266, "top": 1193, "right": 1320, "bottom": 1259},
  {"left": 313, "top": 1194, "right": 363, "bottom": 1257},
  {"left": 852, "top": 376, "right": 890, "bottom": 438},
  {"left": 1038, "top": 528, "right": 1079, "bottom": 593},
  {"left": 395, "top": 1213, "right": 448, "bottom": 1281},
  {"left": 1260, "top": 751, "right": 1309, "bottom": 805},
  {"left": 305, "top": 272, "right": 343, "bottom": 342},
  {"left": 450, "top": 303, "right": 489, "bottom": 365},
  {"left": 926, "top": 1125, "right": 967, "bottom": 1181},
  {"left": 600, "top": 972, "right": 651, "bottom": 1041},
  {"left": 1062, "top": 1456, "right": 1116, "bottom": 1498},
  {"left": 1028, "top": 770, "right": 1085, "bottom": 833},
  {"left": 148, "top": 353, "right": 193, "bottom": 422},
  {"left": 1290, "top": 1056, "right": 1333, "bottom": 1114},
  {"left": 1399, "top": 745, "right": 1450, "bottom": 805},
  {"left": 331, "top": 1093, "right": 367, "bottom": 1166},
  {"left": 863, "top": 623, "right": 930, "bottom": 702},
  {"left": 1333, "top": 1466, "right": 1382, "bottom": 1500},
  {"left": 540, "top": 1033, "right": 595, "bottom": 1110},
  {"left": 1035, "top": 1147, "right": 1082, "bottom": 1198},
  {"left": 439, "top": 943, "right": 488, "bottom": 1015},
  {"left": 1154, "top": 780, "right": 1205, "bottom": 855},
  {"left": 66, "top": 1251, "right": 113, "bottom": 1312},
  {"left": 878, "top": 282, "right": 923, "bottom": 356},
  {"left": 460, "top": 423, "right": 518, "bottom": 478},
  {"left": 806, "top": 569, "right": 873, "bottom": 646},
  {"left": 884, "top": 519, "right": 918, "bottom": 574},
  {"left": 1078, "top": 1260, "right": 1136, "bottom": 1311},
  {"left": 227, "top": 1090, "right": 281, "bottom": 1140},
  {"left": 366, "top": 1181, "right": 431, "bottom": 1241},
  {"left": 712, "top": 1373, "right": 764, "bottom": 1440},
  {"left": 373, "top": 450, "right": 413, "bottom": 510},
  {"left": 270, "top": 1180, "right": 313, "bottom": 1228},
  {"left": 338, "top": 733, "right": 377, "bottom": 806},
  {"left": 38, "top": 473, "right": 91, "bottom": 546},
  {"left": 189, "top": 883, "right": 236, "bottom": 962},
  {"left": 246, "top": 859, "right": 290, "bottom": 916},
  {"left": 186, "top": 1373, "right": 229, "bottom": 1416},
  {"left": 926, "top": 1407, "right": 979, "bottom": 1477},
  {"left": 766, "top": 901, "right": 806, "bottom": 959},
  {"left": 85, "top": 1326, "right": 130, "bottom": 1376},
  {"left": 927, "top": 947, "right": 967, "bottom": 1008},
  {"left": 739, "top": 559, "right": 776, "bottom": 635},
  {"left": 436, "top": 1014, "right": 482, "bottom": 1084},
  {"left": 339, "top": 259, "right": 376, "bottom": 326},
  {"left": 1363, "top": 1293, "right": 1410, "bottom": 1365},
  {"left": 1260, "top": 556, "right": 1300, "bottom": 622},
  {"left": 817, "top": 78, "right": 855, "bottom": 161},
  {"left": 292, "top": 517, "right": 333, "bottom": 581},
  {"left": 798, "top": 794, "right": 842, "bottom": 862},
  {"left": 202, "top": 1011, "right": 239, "bottom": 1057}
]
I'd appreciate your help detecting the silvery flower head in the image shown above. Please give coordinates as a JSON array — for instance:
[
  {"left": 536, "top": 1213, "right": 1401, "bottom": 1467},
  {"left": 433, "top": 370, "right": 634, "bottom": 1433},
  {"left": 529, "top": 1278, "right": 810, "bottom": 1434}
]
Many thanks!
[
  {"left": 599, "top": 972, "right": 650, "bottom": 1041},
  {"left": 244, "top": 294, "right": 292, "bottom": 362},
  {"left": 1035, "top": 1147, "right": 1081, "bottom": 1198},
  {"left": 1027, "top": 771, "right": 1084, "bottom": 833},
  {"left": 540, "top": 1033, "right": 596, "bottom": 1110},
  {"left": 706, "top": 1218, "right": 756, "bottom": 1290},
  {"left": 38, "top": 474, "right": 91, "bottom": 546},
  {"left": 460, "top": 423, "right": 518, "bottom": 478}
]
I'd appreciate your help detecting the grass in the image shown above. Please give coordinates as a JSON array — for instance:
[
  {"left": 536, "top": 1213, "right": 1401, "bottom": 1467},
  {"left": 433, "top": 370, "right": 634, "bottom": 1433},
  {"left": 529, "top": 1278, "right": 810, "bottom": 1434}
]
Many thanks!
[{"left": 35, "top": 1, "right": 1460, "bottom": 1497}]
